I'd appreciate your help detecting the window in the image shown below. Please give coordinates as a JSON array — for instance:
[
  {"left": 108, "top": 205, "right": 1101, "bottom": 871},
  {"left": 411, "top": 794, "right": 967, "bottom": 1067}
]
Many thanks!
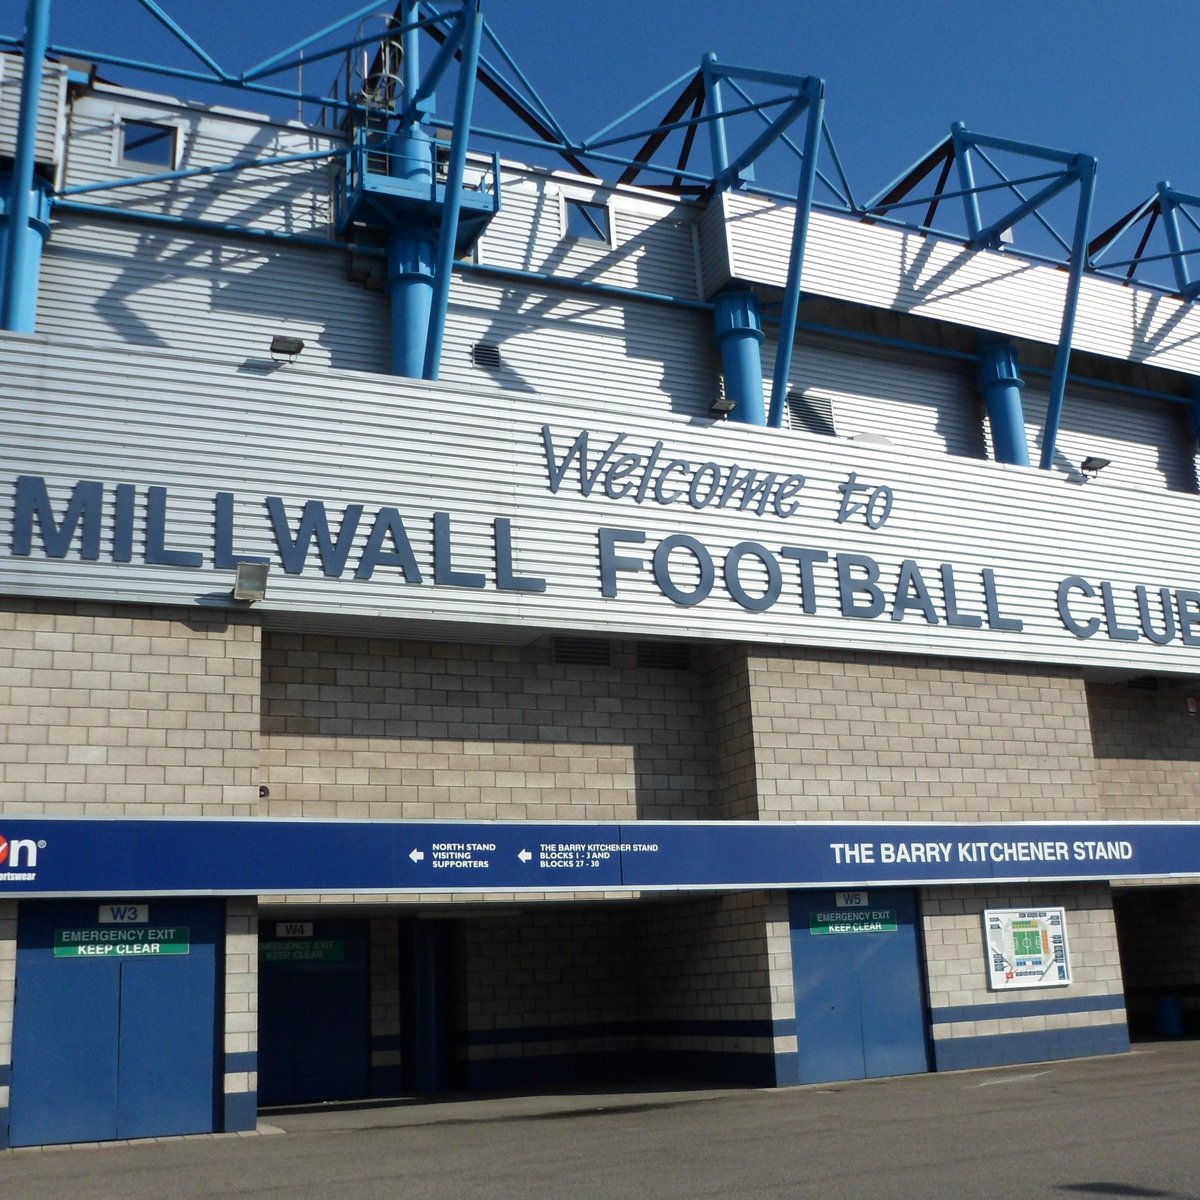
[
  {"left": 119, "top": 120, "right": 177, "bottom": 170},
  {"left": 564, "top": 197, "right": 610, "bottom": 243}
]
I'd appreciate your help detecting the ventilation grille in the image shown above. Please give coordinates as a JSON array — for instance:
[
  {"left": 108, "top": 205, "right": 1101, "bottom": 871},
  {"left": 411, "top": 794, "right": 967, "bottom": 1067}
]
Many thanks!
[
  {"left": 472, "top": 341, "right": 502, "bottom": 370},
  {"left": 553, "top": 637, "right": 611, "bottom": 667},
  {"left": 637, "top": 641, "right": 692, "bottom": 671},
  {"left": 786, "top": 390, "right": 836, "bottom": 437}
]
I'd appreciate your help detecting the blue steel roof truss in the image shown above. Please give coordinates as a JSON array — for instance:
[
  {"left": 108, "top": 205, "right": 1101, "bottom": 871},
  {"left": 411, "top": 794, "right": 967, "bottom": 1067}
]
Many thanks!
[{"left": 2, "top": 0, "right": 1198, "bottom": 452}]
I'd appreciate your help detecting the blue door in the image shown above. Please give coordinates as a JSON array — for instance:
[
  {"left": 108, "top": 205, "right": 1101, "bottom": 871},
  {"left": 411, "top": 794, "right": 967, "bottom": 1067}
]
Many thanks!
[
  {"left": 789, "top": 889, "right": 930, "bottom": 1085},
  {"left": 257, "top": 919, "right": 369, "bottom": 1106},
  {"left": 8, "top": 899, "right": 222, "bottom": 1147}
]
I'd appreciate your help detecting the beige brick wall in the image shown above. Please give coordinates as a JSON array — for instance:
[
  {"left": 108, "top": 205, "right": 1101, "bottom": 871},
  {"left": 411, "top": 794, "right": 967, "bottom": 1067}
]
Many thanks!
[
  {"left": 922, "top": 883, "right": 1126, "bottom": 1045},
  {"left": 0, "top": 600, "right": 260, "bottom": 815},
  {"left": 261, "top": 634, "right": 716, "bottom": 821},
  {"left": 457, "top": 907, "right": 640, "bottom": 1064},
  {"left": 223, "top": 898, "right": 258, "bottom": 1109},
  {"left": 1088, "top": 680, "right": 1200, "bottom": 818},
  {"left": 706, "top": 645, "right": 759, "bottom": 819},
  {"left": 369, "top": 918, "right": 402, "bottom": 1078},
  {"left": 745, "top": 646, "right": 1096, "bottom": 821},
  {"left": 637, "top": 892, "right": 780, "bottom": 1060}
]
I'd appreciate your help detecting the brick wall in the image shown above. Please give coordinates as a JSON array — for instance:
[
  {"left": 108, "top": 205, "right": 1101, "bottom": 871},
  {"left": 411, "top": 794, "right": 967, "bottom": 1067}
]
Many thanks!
[
  {"left": 1088, "top": 680, "right": 1200, "bottom": 818},
  {"left": 744, "top": 646, "right": 1096, "bottom": 820},
  {"left": 706, "top": 645, "right": 759, "bottom": 818},
  {"left": 261, "top": 634, "right": 716, "bottom": 821},
  {"left": 922, "top": 883, "right": 1128, "bottom": 1069},
  {"left": 0, "top": 600, "right": 260, "bottom": 815},
  {"left": 455, "top": 907, "right": 641, "bottom": 1084},
  {"left": 223, "top": 898, "right": 258, "bottom": 1131},
  {"left": 369, "top": 917, "right": 402, "bottom": 1092},
  {"left": 637, "top": 891, "right": 792, "bottom": 1083}
]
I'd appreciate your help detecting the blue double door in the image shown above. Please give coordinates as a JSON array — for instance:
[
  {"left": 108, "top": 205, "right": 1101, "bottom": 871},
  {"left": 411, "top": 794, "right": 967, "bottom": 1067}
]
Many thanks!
[
  {"left": 8, "top": 899, "right": 223, "bottom": 1148},
  {"left": 789, "top": 888, "right": 930, "bottom": 1084}
]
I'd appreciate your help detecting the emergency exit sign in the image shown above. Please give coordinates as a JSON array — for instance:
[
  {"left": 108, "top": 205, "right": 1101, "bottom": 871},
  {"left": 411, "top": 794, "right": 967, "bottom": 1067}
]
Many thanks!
[{"left": 54, "top": 926, "right": 191, "bottom": 957}]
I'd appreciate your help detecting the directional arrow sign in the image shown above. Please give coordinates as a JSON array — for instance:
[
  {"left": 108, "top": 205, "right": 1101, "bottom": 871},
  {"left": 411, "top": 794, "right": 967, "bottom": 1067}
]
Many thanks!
[
  {"left": 518, "top": 849, "right": 532, "bottom": 863},
  {"left": 409, "top": 848, "right": 425, "bottom": 863}
]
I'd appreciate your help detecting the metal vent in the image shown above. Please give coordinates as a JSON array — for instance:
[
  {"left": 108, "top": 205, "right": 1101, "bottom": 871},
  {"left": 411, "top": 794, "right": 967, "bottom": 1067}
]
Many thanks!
[
  {"left": 637, "top": 641, "right": 692, "bottom": 671},
  {"left": 786, "top": 391, "right": 836, "bottom": 437},
  {"left": 472, "top": 341, "right": 502, "bottom": 370},
  {"left": 553, "top": 637, "right": 611, "bottom": 666}
]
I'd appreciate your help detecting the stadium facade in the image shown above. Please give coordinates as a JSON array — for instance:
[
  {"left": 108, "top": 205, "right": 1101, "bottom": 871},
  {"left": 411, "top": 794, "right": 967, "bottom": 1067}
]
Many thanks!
[{"left": 2, "top": 0, "right": 1200, "bottom": 1150}]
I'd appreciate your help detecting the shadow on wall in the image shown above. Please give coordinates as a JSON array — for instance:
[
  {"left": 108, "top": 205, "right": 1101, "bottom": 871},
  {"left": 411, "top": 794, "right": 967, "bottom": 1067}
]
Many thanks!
[
  {"left": 1086, "top": 678, "right": 1200, "bottom": 818},
  {"left": 259, "top": 635, "right": 735, "bottom": 820}
]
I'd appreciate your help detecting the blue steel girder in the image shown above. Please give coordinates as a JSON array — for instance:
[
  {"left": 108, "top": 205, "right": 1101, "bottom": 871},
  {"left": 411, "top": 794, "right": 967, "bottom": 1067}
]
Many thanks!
[
  {"left": 1089, "top": 184, "right": 1200, "bottom": 300},
  {"left": 862, "top": 123, "right": 1098, "bottom": 470}
]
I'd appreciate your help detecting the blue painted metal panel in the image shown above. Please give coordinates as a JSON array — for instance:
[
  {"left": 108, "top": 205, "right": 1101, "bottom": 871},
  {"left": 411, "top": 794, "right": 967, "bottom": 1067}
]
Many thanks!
[
  {"left": 116, "top": 900, "right": 221, "bottom": 1139},
  {"left": 790, "top": 901, "right": 867, "bottom": 1083},
  {"left": 854, "top": 890, "right": 930, "bottom": 1078},
  {"left": 258, "top": 920, "right": 369, "bottom": 1105},
  {"left": 934, "top": 1023, "right": 1130, "bottom": 1071},
  {"left": 0, "top": 818, "right": 1198, "bottom": 896},
  {"left": 789, "top": 889, "right": 929, "bottom": 1085},
  {"left": 8, "top": 899, "right": 221, "bottom": 1146},
  {"left": 931, "top": 992, "right": 1125, "bottom": 1025},
  {"left": 9, "top": 902, "right": 122, "bottom": 1147}
]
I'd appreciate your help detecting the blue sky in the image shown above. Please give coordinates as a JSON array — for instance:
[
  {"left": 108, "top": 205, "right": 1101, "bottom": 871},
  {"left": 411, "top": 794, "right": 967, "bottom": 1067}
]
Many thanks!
[{"left": 6, "top": 1, "right": 1197, "bottom": 255}]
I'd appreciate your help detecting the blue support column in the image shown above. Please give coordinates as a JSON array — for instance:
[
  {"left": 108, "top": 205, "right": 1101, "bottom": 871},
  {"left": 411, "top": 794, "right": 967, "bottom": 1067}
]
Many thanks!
[
  {"left": 766, "top": 80, "right": 824, "bottom": 428},
  {"left": 386, "top": 227, "right": 436, "bottom": 377},
  {"left": 383, "top": 0, "right": 436, "bottom": 379},
  {"left": 0, "top": 175, "right": 52, "bottom": 332},
  {"left": 1039, "top": 155, "right": 1096, "bottom": 471},
  {"left": 423, "top": 0, "right": 483, "bottom": 381},
  {"left": 713, "top": 289, "right": 765, "bottom": 425},
  {"left": 1, "top": 0, "right": 52, "bottom": 333},
  {"left": 976, "top": 340, "right": 1030, "bottom": 466}
]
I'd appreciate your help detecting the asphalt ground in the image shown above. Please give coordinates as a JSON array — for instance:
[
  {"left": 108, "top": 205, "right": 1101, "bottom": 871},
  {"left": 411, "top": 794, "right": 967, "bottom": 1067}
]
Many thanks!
[{"left": 5, "top": 1041, "right": 1200, "bottom": 1200}]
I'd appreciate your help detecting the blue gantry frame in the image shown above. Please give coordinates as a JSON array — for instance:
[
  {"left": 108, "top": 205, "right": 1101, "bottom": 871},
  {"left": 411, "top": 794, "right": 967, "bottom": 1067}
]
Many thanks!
[{"left": 2, "top": 0, "right": 1197, "bottom": 465}]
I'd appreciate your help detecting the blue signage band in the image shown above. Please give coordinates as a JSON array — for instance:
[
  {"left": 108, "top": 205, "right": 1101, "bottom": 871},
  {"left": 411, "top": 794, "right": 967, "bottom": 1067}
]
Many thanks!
[{"left": 0, "top": 819, "right": 1193, "bottom": 897}]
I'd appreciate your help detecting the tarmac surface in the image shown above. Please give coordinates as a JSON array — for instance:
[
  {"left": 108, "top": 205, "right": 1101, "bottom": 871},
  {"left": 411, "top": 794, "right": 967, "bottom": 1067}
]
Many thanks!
[{"left": 5, "top": 1041, "right": 1200, "bottom": 1199}]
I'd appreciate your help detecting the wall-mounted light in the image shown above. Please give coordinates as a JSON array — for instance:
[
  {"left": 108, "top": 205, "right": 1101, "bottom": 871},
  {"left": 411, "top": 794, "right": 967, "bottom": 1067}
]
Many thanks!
[
  {"left": 709, "top": 396, "right": 736, "bottom": 418},
  {"left": 269, "top": 334, "right": 304, "bottom": 364},
  {"left": 232, "top": 561, "right": 269, "bottom": 603},
  {"left": 1079, "top": 455, "right": 1111, "bottom": 480}
]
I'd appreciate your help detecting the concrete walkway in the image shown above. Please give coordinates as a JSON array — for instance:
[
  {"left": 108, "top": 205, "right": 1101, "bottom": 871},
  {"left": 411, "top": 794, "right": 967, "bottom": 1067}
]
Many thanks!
[{"left": 6, "top": 1044, "right": 1200, "bottom": 1200}]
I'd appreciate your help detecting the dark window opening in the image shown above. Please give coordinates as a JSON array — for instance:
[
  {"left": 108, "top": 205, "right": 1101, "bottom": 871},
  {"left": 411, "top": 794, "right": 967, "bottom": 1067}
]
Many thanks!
[
  {"left": 565, "top": 197, "right": 610, "bottom": 243},
  {"left": 120, "top": 120, "right": 177, "bottom": 169}
]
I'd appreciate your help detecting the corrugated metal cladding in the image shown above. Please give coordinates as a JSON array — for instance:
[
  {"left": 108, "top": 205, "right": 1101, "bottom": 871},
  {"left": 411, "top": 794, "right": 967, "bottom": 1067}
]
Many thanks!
[
  {"left": 61, "top": 90, "right": 337, "bottom": 235},
  {"left": 36, "top": 218, "right": 718, "bottom": 420},
  {"left": 6, "top": 332, "right": 1200, "bottom": 677},
  {"left": 763, "top": 335, "right": 985, "bottom": 461},
  {"left": 713, "top": 192, "right": 1200, "bottom": 378},
  {"left": 0, "top": 54, "right": 67, "bottom": 168},
  {"left": 1012, "top": 385, "right": 1195, "bottom": 494},
  {"left": 37, "top": 218, "right": 390, "bottom": 372},
  {"left": 480, "top": 171, "right": 700, "bottom": 299},
  {"left": 439, "top": 276, "right": 719, "bottom": 420}
]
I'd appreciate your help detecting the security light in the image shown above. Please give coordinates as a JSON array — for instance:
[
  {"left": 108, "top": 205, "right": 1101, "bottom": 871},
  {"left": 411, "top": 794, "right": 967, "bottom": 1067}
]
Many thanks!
[
  {"left": 1080, "top": 456, "right": 1111, "bottom": 478},
  {"left": 269, "top": 335, "right": 304, "bottom": 363},
  {"left": 232, "top": 561, "right": 269, "bottom": 603},
  {"left": 709, "top": 396, "right": 737, "bottom": 417}
]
